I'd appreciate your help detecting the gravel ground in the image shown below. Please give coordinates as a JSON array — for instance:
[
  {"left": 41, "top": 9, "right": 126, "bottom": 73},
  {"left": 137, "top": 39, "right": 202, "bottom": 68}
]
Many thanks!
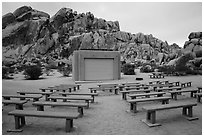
[{"left": 2, "top": 70, "right": 202, "bottom": 135}]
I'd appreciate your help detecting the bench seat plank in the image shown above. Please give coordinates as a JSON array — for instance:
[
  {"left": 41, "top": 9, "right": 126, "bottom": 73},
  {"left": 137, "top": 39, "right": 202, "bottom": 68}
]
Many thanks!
[
  {"left": 8, "top": 110, "right": 79, "bottom": 132},
  {"left": 169, "top": 89, "right": 198, "bottom": 100},
  {"left": 2, "top": 100, "right": 29, "bottom": 110},
  {"left": 127, "top": 96, "right": 171, "bottom": 103},
  {"left": 143, "top": 102, "right": 197, "bottom": 111},
  {"left": 128, "top": 92, "right": 166, "bottom": 99},
  {"left": 2, "top": 95, "right": 42, "bottom": 102},
  {"left": 120, "top": 89, "right": 152, "bottom": 100},
  {"left": 33, "top": 101, "right": 87, "bottom": 117},
  {"left": 127, "top": 97, "right": 171, "bottom": 113},
  {"left": 142, "top": 102, "right": 198, "bottom": 127},
  {"left": 8, "top": 110, "right": 79, "bottom": 119}
]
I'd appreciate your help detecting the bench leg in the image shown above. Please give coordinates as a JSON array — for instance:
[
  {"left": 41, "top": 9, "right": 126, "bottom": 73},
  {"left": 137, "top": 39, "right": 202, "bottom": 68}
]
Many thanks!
[
  {"left": 73, "top": 87, "right": 76, "bottom": 91},
  {"left": 78, "top": 107, "right": 84, "bottom": 117},
  {"left": 20, "top": 97, "right": 26, "bottom": 100},
  {"left": 69, "top": 88, "right": 72, "bottom": 93},
  {"left": 45, "top": 95, "right": 49, "bottom": 101},
  {"left": 65, "top": 119, "right": 73, "bottom": 132},
  {"left": 16, "top": 104, "right": 23, "bottom": 110},
  {"left": 91, "top": 95, "right": 94, "bottom": 103},
  {"left": 77, "top": 85, "right": 80, "bottom": 90},
  {"left": 146, "top": 112, "right": 151, "bottom": 120},
  {"left": 123, "top": 93, "right": 127, "bottom": 100},
  {"left": 115, "top": 89, "right": 119, "bottom": 95},
  {"left": 182, "top": 107, "right": 187, "bottom": 115},
  {"left": 149, "top": 111, "right": 156, "bottom": 124},
  {"left": 37, "top": 105, "right": 44, "bottom": 111},
  {"left": 85, "top": 100, "right": 89, "bottom": 109},
  {"left": 190, "top": 92, "right": 194, "bottom": 98},
  {"left": 14, "top": 116, "right": 21, "bottom": 129},
  {"left": 130, "top": 103, "right": 137, "bottom": 113},
  {"left": 20, "top": 116, "right": 26, "bottom": 127},
  {"left": 33, "top": 98, "right": 39, "bottom": 102}
]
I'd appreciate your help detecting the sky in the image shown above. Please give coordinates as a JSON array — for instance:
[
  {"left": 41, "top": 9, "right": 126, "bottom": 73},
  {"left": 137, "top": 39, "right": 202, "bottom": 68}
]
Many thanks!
[{"left": 1, "top": 1, "right": 202, "bottom": 47}]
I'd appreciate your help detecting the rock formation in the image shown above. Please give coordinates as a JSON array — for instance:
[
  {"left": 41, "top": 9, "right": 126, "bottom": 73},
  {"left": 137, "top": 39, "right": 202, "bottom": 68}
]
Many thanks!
[{"left": 2, "top": 6, "right": 196, "bottom": 68}]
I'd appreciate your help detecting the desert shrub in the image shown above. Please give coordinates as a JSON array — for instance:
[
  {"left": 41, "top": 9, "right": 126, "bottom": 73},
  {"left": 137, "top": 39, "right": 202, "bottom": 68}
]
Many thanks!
[
  {"left": 122, "top": 63, "right": 135, "bottom": 75},
  {"left": 140, "top": 65, "right": 154, "bottom": 73},
  {"left": 175, "top": 52, "right": 195, "bottom": 72},
  {"left": 2, "top": 66, "right": 9, "bottom": 79},
  {"left": 58, "top": 64, "right": 72, "bottom": 77},
  {"left": 157, "top": 65, "right": 175, "bottom": 75},
  {"left": 23, "top": 65, "right": 43, "bottom": 80}
]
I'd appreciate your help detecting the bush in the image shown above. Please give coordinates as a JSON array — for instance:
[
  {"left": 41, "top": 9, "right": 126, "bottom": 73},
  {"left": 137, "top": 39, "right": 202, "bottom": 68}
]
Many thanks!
[
  {"left": 175, "top": 53, "right": 195, "bottom": 72},
  {"left": 23, "top": 65, "right": 43, "bottom": 80},
  {"left": 58, "top": 64, "right": 72, "bottom": 77},
  {"left": 140, "top": 65, "right": 154, "bottom": 73},
  {"left": 122, "top": 63, "right": 135, "bottom": 75},
  {"left": 2, "top": 66, "right": 9, "bottom": 79},
  {"left": 157, "top": 65, "right": 175, "bottom": 75}
]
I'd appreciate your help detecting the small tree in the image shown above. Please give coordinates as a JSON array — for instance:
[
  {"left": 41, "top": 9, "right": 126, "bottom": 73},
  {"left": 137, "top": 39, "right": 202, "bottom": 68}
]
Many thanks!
[
  {"left": 122, "top": 63, "right": 135, "bottom": 75},
  {"left": 2, "top": 66, "right": 9, "bottom": 79},
  {"left": 24, "top": 65, "right": 43, "bottom": 80}
]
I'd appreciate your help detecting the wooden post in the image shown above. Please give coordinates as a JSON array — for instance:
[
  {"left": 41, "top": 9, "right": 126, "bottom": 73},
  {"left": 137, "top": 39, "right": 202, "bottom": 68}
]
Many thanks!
[
  {"left": 78, "top": 107, "right": 83, "bottom": 117},
  {"left": 16, "top": 104, "right": 23, "bottom": 110},
  {"left": 20, "top": 116, "right": 26, "bottom": 126},
  {"left": 132, "top": 103, "right": 137, "bottom": 113},
  {"left": 91, "top": 95, "right": 94, "bottom": 103},
  {"left": 65, "top": 119, "right": 73, "bottom": 132},
  {"left": 85, "top": 100, "right": 89, "bottom": 109},
  {"left": 14, "top": 116, "right": 20, "bottom": 129},
  {"left": 150, "top": 111, "right": 156, "bottom": 124},
  {"left": 182, "top": 107, "right": 187, "bottom": 115}
]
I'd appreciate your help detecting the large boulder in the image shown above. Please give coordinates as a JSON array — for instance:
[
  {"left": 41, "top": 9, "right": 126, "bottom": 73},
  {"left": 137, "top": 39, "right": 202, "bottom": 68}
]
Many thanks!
[
  {"left": 2, "top": 13, "right": 16, "bottom": 29},
  {"left": 13, "top": 6, "right": 32, "bottom": 18},
  {"left": 188, "top": 32, "right": 202, "bottom": 40}
]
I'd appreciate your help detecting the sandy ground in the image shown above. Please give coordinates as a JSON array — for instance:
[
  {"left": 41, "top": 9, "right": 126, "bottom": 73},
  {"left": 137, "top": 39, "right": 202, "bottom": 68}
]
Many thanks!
[{"left": 2, "top": 69, "right": 202, "bottom": 135}]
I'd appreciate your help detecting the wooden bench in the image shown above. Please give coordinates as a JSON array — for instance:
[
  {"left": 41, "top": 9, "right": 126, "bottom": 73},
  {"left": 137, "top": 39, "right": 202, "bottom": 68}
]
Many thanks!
[
  {"left": 48, "top": 96, "right": 93, "bottom": 108},
  {"left": 142, "top": 102, "right": 198, "bottom": 127},
  {"left": 89, "top": 87, "right": 119, "bottom": 95},
  {"left": 58, "top": 92, "right": 98, "bottom": 103},
  {"left": 128, "top": 92, "right": 166, "bottom": 99},
  {"left": 152, "top": 84, "right": 174, "bottom": 91},
  {"left": 149, "top": 74, "right": 165, "bottom": 79},
  {"left": 17, "top": 91, "right": 53, "bottom": 101},
  {"left": 120, "top": 89, "right": 152, "bottom": 100},
  {"left": 8, "top": 110, "right": 79, "bottom": 132},
  {"left": 155, "top": 87, "right": 182, "bottom": 92},
  {"left": 2, "top": 95, "right": 42, "bottom": 102},
  {"left": 168, "top": 89, "right": 198, "bottom": 100},
  {"left": 125, "top": 86, "right": 149, "bottom": 91},
  {"left": 180, "top": 82, "right": 192, "bottom": 88},
  {"left": 2, "top": 100, "right": 29, "bottom": 110},
  {"left": 197, "top": 86, "right": 202, "bottom": 93},
  {"left": 33, "top": 101, "right": 87, "bottom": 117},
  {"left": 168, "top": 81, "right": 180, "bottom": 86},
  {"left": 127, "top": 96, "right": 171, "bottom": 113},
  {"left": 58, "top": 84, "right": 81, "bottom": 91},
  {"left": 194, "top": 93, "right": 202, "bottom": 103},
  {"left": 88, "top": 87, "right": 101, "bottom": 93}
]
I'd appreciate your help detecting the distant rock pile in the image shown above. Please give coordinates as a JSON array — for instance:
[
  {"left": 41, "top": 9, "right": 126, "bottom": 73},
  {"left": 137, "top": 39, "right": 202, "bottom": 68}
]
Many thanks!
[
  {"left": 183, "top": 32, "right": 202, "bottom": 57},
  {"left": 2, "top": 6, "right": 200, "bottom": 69}
]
